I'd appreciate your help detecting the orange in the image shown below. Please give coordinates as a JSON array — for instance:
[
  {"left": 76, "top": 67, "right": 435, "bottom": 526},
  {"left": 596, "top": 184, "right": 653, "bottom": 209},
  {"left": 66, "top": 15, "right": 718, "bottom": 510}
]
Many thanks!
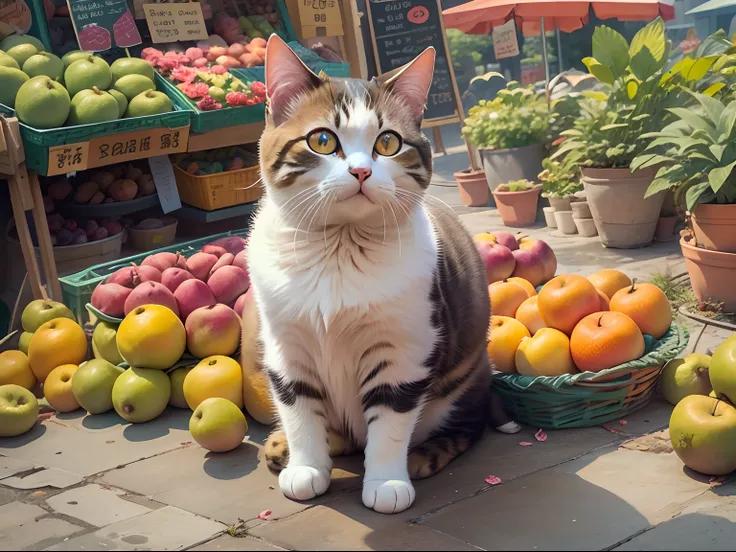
[
  {"left": 489, "top": 281, "right": 530, "bottom": 318},
  {"left": 587, "top": 270, "right": 632, "bottom": 301},
  {"left": 516, "top": 328, "right": 576, "bottom": 377},
  {"left": 506, "top": 277, "right": 537, "bottom": 297},
  {"left": 597, "top": 289, "right": 610, "bottom": 311},
  {"left": 487, "top": 315, "right": 530, "bottom": 373},
  {"left": 183, "top": 355, "right": 244, "bottom": 410},
  {"left": 44, "top": 364, "right": 80, "bottom": 413},
  {"left": 538, "top": 274, "right": 600, "bottom": 335},
  {"left": 570, "top": 311, "right": 645, "bottom": 373},
  {"left": 28, "top": 318, "right": 87, "bottom": 382},
  {"left": 610, "top": 280, "right": 672, "bottom": 339},
  {"left": 515, "top": 295, "right": 546, "bottom": 335},
  {"left": 0, "top": 350, "right": 36, "bottom": 390}
]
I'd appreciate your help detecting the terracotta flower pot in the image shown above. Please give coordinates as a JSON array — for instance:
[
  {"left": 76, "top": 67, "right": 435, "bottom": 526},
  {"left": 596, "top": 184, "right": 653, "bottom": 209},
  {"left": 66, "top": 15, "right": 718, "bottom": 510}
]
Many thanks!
[
  {"left": 454, "top": 169, "right": 489, "bottom": 207},
  {"left": 492, "top": 185, "right": 541, "bottom": 227},
  {"left": 654, "top": 215, "right": 678, "bottom": 242},
  {"left": 479, "top": 143, "right": 546, "bottom": 202},
  {"left": 681, "top": 238, "right": 736, "bottom": 312},
  {"left": 691, "top": 203, "right": 736, "bottom": 253},
  {"left": 582, "top": 167, "right": 666, "bottom": 249}
]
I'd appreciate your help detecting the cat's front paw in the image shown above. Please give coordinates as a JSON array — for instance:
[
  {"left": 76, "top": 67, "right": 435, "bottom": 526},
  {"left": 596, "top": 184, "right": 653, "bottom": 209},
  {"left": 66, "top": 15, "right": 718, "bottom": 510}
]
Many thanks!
[
  {"left": 362, "top": 479, "right": 416, "bottom": 514},
  {"left": 279, "top": 465, "right": 331, "bottom": 501}
]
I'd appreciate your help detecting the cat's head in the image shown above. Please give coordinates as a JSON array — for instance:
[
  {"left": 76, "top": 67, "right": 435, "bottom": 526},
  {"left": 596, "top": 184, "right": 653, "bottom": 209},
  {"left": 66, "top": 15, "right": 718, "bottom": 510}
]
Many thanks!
[{"left": 259, "top": 35, "right": 434, "bottom": 226}]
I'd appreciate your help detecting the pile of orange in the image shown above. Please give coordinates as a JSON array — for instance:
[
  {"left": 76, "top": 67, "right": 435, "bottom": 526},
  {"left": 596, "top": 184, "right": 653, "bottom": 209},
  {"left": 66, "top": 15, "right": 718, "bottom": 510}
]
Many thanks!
[{"left": 487, "top": 269, "right": 672, "bottom": 377}]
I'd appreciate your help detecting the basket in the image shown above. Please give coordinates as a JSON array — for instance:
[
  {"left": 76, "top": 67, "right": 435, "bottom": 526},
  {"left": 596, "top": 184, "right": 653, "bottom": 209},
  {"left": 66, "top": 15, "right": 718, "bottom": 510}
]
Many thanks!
[
  {"left": 173, "top": 163, "right": 262, "bottom": 211},
  {"left": 128, "top": 219, "right": 178, "bottom": 251},
  {"left": 59, "top": 229, "right": 249, "bottom": 321},
  {"left": 492, "top": 324, "right": 689, "bottom": 429}
]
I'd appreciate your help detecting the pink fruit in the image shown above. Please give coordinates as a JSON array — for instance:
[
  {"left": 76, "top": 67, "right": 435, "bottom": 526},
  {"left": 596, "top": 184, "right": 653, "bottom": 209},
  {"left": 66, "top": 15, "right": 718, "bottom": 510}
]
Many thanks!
[
  {"left": 91, "top": 283, "right": 132, "bottom": 318},
  {"left": 228, "top": 43, "right": 245, "bottom": 57},
  {"left": 493, "top": 231, "right": 520, "bottom": 251},
  {"left": 232, "top": 250, "right": 247, "bottom": 272},
  {"left": 209, "top": 64, "right": 227, "bottom": 75},
  {"left": 85, "top": 220, "right": 99, "bottom": 238},
  {"left": 132, "top": 263, "right": 162, "bottom": 285},
  {"left": 511, "top": 249, "right": 546, "bottom": 288},
  {"left": 73, "top": 234, "right": 88, "bottom": 244},
  {"left": 123, "top": 281, "right": 179, "bottom": 317},
  {"left": 186, "top": 252, "right": 219, "bottom": 280},
  {"left": 517, "top": 237, "right": 557, "bottom": 283},
  {"left": 476, "top": 241, "right": 515, "bottom": 284},
  {"left": 208, "top": 253, "right": 234, "bottom": 277},
  {"left": 64, "top": 219, "right": 77, "bottom": 231},
  {"left": 193, "top": 57, "right": 209, "bottom": 68},
  {"left": 174, "top": 279, "right": 216, "bottom": 321},
  {"left": 208, "top": 236, "right": 247, "bottom": 255},
  {"left": 185, "top": 304, "right": 241, "bottom": 358},
  {"left": 216, "top": 55, "right": 241, "bottom": 69},
  {"left": 209, "top": 46, "right": 228, "bottom": 59},
  {"left": 107, "top": 266, "right": 136, "bottom": 287},
  {"left": 142, "top": 252, "right": 186, "bottom": 272},
  {"left": 186, "top": 47, "right": 204, "bottom": 61},
  {"left": 101, "top": 219, "right": 122, "bottom": 235},
  {"left": 233, "top": 286, "right": 253, "bottom": 317},
  {"left": 161, "top": 267, "right": 195, "bottom": 293},
  {"left": 202, "top": 244, "right": 228, "bottom": 257},
  {"left": 207, "top": 265, "right": 249, "bottom": 305}
]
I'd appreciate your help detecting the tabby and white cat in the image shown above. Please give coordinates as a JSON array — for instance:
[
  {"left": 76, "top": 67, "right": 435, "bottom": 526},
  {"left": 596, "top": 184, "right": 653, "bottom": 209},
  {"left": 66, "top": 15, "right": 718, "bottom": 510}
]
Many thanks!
[{"left": 246, "top": 36, "right": 492, "bottom": 514}]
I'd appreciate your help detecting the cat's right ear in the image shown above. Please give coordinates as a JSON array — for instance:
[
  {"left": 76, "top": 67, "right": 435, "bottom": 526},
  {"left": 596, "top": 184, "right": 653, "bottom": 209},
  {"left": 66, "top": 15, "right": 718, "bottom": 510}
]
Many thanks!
[{"left": 265, "top": 35, "right": 322, "bottom": 126}]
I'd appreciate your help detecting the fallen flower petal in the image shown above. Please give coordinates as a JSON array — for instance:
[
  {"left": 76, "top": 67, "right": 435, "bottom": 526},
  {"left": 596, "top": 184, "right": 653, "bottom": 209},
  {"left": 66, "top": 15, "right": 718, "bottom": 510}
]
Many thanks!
[
  {"left": 484, "top": 475, "right": 502, "bottom": 486},
  {"left": 258, "top": 509, "right": 272, "bottom": 520},
  {"left": 709, "top": 476, "right": 726, "bottom": 487},
  {"left": 519, "top": 441, "right": 533, "bottom": 447},
  {"left": 535, "top": 429, "right": 548, "bottom": 442},
  {"left": 619, "top": 419, "right": 628, "bottom": 426}
]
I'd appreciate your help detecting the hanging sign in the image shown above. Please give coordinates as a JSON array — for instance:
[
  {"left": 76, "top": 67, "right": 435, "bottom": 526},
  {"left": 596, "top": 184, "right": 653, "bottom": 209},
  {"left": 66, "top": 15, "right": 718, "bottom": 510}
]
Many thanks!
[
  {"left": 143, "top": 2, "right": 208, "bottom": 44},
  {"left": 67, "top": 0, "right": 142, "bottom": 51},
  {"left": 493, "top": 19, "right": 519, "bottom": 60},
  {"left": 296, "top": 0, "right": 343, "bottom": 38}
]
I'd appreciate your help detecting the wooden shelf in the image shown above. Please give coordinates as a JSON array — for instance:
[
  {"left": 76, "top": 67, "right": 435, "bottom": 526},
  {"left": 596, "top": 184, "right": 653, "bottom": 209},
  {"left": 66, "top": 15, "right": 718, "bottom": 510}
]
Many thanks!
[
  {"left": 175, "top": 202, "right": 257, "bottom": 223},
  {"left": 187, "top": 122, "right": 265, "bottom": 152}
]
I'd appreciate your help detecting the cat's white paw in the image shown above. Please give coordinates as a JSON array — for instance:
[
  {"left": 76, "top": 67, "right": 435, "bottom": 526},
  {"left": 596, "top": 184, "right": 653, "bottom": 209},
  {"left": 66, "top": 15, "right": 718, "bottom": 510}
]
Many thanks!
[
  {"left": 279, "top": 465, "right": 331, "bottom": 501},
  {"left": 362, "top": 479, "right": 416, "bottom": 514}
]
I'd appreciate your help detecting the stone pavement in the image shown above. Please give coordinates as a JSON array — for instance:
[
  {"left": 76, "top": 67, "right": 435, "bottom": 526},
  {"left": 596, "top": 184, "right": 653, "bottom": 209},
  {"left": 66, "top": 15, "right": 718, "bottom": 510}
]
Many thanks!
[{"left": 1, "top": 154, "right": 735, "bottom": 551}]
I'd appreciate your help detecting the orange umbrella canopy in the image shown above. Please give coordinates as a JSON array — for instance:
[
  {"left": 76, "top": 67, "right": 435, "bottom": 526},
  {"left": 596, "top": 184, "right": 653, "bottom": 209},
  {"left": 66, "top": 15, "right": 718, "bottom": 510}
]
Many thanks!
[{"left": 443, "top": 0, "right": 675, "bottom": 36}]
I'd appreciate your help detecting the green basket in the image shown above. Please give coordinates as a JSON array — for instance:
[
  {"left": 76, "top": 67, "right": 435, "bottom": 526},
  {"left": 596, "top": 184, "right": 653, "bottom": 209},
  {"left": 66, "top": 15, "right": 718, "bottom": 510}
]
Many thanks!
[
  {"left": 59, "top": 228, "right": 250, "bottom": 323},
  {"left": 492, "top": 324, "right": 689, "bottom": 429},
  {"left": 156, "top": 74, "right": 266, "bottom": 134}
]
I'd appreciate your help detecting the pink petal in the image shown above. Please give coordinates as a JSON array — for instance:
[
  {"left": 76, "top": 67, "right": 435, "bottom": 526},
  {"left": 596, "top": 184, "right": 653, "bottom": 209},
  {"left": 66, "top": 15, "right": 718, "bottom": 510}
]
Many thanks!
[
  {"left": 535, "top": 429, "right": 548, "bottom": 442},
  {"left": 519, "top": 441, "right": 533, "bottom": 447},
  {"left": 619, "top": 419, "right": 628, "bottom": 426},
  {"left": 484, "top": 475, "right": 502, "bottom": 486},
  {"left": 709, "top": 476, "right": 726, "bottom": 487},
  {"left": 258, "top": 509, "right": 272, "bottom": 520}
]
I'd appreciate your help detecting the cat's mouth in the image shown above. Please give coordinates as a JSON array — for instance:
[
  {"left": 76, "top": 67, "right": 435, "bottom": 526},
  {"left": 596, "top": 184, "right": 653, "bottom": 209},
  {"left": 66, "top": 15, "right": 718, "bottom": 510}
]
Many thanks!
[{"left": 340, "top": 188, "right": 375, "bottom": 204}]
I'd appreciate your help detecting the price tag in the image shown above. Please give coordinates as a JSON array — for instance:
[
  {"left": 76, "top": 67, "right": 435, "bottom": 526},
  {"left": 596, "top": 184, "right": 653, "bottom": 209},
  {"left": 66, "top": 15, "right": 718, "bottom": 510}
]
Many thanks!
[
  {"left": 47, "top": 143, "right": 90, "bottom": 176},
  {"left": 143, "top": 2, "right": 207, "bottom": 44},
  {"left": 297, "top": 0, "right": 343, "bottom": 38},
  {"left": 148, "top": 155, "right": 181, "bottom": 213},
  {"left": 87, "top": 126, "right": 190, "bottom": 168},
  {"left": 493, "top": 19, "right": 520, "bottom": 60}
]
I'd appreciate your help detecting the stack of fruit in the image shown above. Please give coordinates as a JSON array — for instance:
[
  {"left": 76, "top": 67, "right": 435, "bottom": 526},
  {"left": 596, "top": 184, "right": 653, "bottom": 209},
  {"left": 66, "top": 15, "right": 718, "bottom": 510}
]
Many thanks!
[
  {"left": 664, "top": 337, "right": 736, "bottom": 477},
  {"left": 487, "top": 269, "right": 673, "bottom": 377},
  {"left": 175, "top": 147, "right": 258, "bottom": 176},
  {"left": 45, "top": 215, "right": 122, "bottom": 246},
  {"left": 1, "top": 41, "right": 172, "bottom": 129},
  {"left": 474, "top": 231, "right": 557, "bottom": 288}
]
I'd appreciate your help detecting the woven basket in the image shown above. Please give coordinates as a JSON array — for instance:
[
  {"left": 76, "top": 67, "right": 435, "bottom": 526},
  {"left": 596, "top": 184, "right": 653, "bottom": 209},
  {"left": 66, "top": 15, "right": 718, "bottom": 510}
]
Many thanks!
[{"left": 492, "top": 324, "right": 689, "bottom": 429}]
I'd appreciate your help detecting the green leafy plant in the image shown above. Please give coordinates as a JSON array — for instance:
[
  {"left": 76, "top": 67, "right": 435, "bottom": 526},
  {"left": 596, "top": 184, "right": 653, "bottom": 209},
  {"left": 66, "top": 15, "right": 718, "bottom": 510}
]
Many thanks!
[
  {"left": 538, "top": 156, "right": 582, "bottom": 198},
  {"left": 462, "top": 82, "right": 551, "bottom": 150},
  {"left": 499, "top": 179, "right": 536, "bottom": 192},
  {"left": 447, "top": 29, "right": 494, "bottom": 72}
]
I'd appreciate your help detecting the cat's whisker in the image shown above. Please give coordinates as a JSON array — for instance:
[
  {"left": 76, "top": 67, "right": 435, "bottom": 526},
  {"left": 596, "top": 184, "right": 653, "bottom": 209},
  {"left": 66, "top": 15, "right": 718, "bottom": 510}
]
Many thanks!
[
  {"left": 292, "top": 194, "right": 326, "bottom": 265},
  {"left": 323, "top": 191, "right": 337, "bottom": 249},
  {"left": 385, "top": 199, "right": 401, "bottom": 257}
]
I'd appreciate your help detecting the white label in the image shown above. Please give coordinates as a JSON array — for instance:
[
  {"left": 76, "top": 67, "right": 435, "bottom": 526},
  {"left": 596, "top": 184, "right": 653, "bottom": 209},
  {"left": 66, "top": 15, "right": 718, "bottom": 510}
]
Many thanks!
[
  {"left": 493, "top": 19, "right": 520, "bottom": 60},
  {"left": 149, "top": 155, "right": 182, "bottom": 214}
]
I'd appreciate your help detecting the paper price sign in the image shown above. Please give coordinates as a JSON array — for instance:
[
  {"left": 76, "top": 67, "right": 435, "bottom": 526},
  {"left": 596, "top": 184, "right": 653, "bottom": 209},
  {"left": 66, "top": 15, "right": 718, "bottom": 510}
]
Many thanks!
[
  {"left": 144, "top": 2, "right": 208, "bottom": 44},
  {"left": 297, "top": 0, "right": 343, "bottom": 37},
  {"left": 48, "top": 143, "right": 90, "bottom": 175},
  {"left": 492, "top": 19, "right": 519, "bottom": 60}
]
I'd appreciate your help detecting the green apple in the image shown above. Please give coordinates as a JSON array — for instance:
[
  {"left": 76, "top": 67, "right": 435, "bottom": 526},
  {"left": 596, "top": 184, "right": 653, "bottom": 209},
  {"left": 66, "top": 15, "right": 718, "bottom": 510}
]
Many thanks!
[
  {"left": 72, "top": 359, "right": 125, "bottom": 414},
  {"left": 21, "top": 299, "right": 75, "bottom": 332},
  {"left": 660, "top": 354, "right": 712, "bottom": 405},
  {"left": 61, "top": 50, "right": 90, "bottom": 68},
  {"left": 670, "top": 395, "right": 736, "bottom": 475},
  {"left": 124, "top": 90, "right": 172, "bottom": 118},
  {"left": 709, "top": 334, "right": 736, "bottom": 404},
  {"left": 64, "top": 55, "right": 112, "bottom": 98},
  {"left": 190, "top": 397, "right": 247, "bottom": 452},
  {"left": 112, "top": 367, "right": 170, "bottom": 423},
  {"left": 92, "top": 321, "right": 124, "bottom": 365},
  {"left": 0, "top": 384, "right": 39, "bottom": 437},
  {"left": 18, "top": 332, "right": 33, "bottom": 355},
  {"left": 168, "top": 366, "right": 192, "bottom": 409},
  {"left": 22, "top": 52, "right": 64, "bottom": 81}
]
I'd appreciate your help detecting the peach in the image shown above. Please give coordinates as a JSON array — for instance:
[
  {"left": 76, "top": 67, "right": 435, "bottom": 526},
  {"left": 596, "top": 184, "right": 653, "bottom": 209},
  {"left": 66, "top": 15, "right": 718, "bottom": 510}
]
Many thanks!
[
  {"left": 208, "top": 253, "right": 234, "bottom": 278},
  {"left": 233, "top": 249, "right": 248, "bottom": 272},
  {"left": 517, "top": 237, "right": 557, "bottom": 283},
  {"left": 208, "top": 45, "right": 228, "bottom": 59},
  {"left": 142, "top": 252, "right": 186, "bottom": 272},
  {"left": 487, "top": 315, "right": 529, "bottom": 373},
  {"left": 476, "top": 241, "right": 515, "bottom": 284},
  {"left": 161, "top": 267, "right": 195, "bottom": 293},
  {"left": 515, "top": 295, "right": 546, "bottom": 335},
  {"left": 186, "top": 304, "right": 241, "bottom": 358},
  {"left": 587, "top": 269, "right": 632, "bottom": 301},
  {"left": 207, "top": 265, "right": 250, "bottom": 305},
  {"left": 108, "top": 264, "right": 162, "bottom": 288},
  {"left": 202, "top": 244, "right": 228, "bottom": 258},
  {"left": 187, "top": 252, "right": 219, "bottom": 281},
  {"left": 228, "top": 43, "right": 246, "bottom": 57},
  {"left": 208, "top": 236, "right": 247, "bottom": 255},
  {"left": 174, "top": 279, "right": 217, "bottom": 321},
  {"left": 233, "top": 287, "right": 253, "bottom": 316},
  {"left": 91, "top": 283, "right": 132, "bottom": 318},
  {"left": 510, "top": 248, "right": 546, "bottom": 287},
  {"left": 124, "top": 281, "right": 179, "bottom": 317},
  {"left": 538, "top": 274, "right": 601, "bottom": 335},
  {"left": 489, "top": 280, "right": 529, "bottom": 318}
]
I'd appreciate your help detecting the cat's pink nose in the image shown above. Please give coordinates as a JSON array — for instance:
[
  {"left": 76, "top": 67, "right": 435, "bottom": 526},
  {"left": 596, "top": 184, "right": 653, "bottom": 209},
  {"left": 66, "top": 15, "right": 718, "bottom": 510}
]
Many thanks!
[{"left": 349, "top": 167, "right": 372, "bottom": 184}]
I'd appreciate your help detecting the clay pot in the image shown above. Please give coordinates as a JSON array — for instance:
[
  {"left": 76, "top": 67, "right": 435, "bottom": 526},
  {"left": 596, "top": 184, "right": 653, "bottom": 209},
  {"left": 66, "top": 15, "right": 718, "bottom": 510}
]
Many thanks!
[
  {"left": 548, "top": 196, "right": 572, "bottom": 212},
  {"left": 492, "top": 185, "right": 541, "bottom": 227},
  {"left": 543, "top": 206, "right": 557, "bottom": 228},
  {"left": 654, "top": 215, "right": 678, "bottom": 242},
  {"left": 573, "top": 217, "right": 598, "bottom": 237},
  {"left": 571, "top": 201, "right": 592, "bottom": 219},
  {"left": 454, "top": 169, "right": 489, "bottom": 207},
  {"left": 554, "top": 210, "right": 577, "bottom": 235},
  {"left": 681, "top": 238, "right": 736, "bottom": 312},
  {"left": 582, "top": 167, "right": 665, "bottom": 249},
  {"left": 480, "top": 143, "right": 546, "bottom": 203},
  {"left": 691, "top": 203, "right": 736, "bottom": 253}
]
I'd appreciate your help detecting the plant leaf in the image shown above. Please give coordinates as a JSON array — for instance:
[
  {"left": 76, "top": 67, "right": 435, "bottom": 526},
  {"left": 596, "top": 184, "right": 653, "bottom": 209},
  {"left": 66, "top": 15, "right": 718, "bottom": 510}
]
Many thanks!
[
  {"left": 682, "top": 89, "right": 724, "bottom": 123},
  {"left": 645, "top": 177, "right": 675, "bottom": 198},
  {"left": 717, "top": 101, "right": 736, "bottom": 139},
  {"left": 627, "top": 80, "right": 639, "bottom": 99},
  {"left": 686, "top": 181, "right": 716, "bottom": 211},
  {"left": 703, "top": 82, "right": 726, "bottom": 97},
  {"left": 630, "top": 46, "right": 660, "bottom": 81},
  {"left": 631, "top": 154, "right": 673, "bottom": 172},
  {"left": 592, "top": 26, "right": 630, "bottom": 78},
  {"left": 668, "top": 107, "right": 717, "bottom": 135},
  {"left": 630, "top": 17, "right": 666, "bottom": 62},
  {"left": 682, "top": 55, "right": 719, "bottom": 81},
  {"left": 709, "top": 160, "right": 736, "bottom": 192},
  {"left": 582, "top": 57, "right": 614, "bottom": 85},
  {"left": 600, "top": 123, "right": 628, "bottom": 130},
  {"left": 710, "top": 144, "right": 727, "bottom": 161}
]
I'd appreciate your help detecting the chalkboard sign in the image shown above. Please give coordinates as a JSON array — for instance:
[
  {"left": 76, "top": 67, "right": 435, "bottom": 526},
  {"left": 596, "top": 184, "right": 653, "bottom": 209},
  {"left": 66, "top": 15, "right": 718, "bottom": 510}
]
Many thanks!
[
  {"left": 67, "top": 0, "right": 142, "bottom": 51},
  {"left": 366, "top": 0, "right": 460, "bottom": 124}
]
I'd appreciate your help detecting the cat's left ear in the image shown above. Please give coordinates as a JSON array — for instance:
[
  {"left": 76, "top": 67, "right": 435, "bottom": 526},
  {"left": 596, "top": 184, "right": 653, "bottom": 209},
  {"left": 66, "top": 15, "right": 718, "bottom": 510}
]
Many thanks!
[{"left": 379, "top": 47, "right": 436, "bottom": 123}]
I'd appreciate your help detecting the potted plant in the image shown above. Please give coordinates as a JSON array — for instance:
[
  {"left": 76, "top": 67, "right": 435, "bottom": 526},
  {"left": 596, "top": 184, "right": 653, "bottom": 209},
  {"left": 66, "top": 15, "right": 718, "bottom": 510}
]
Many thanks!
[
  {"left": 538, "top": 156, "right": 583, "bottom": 214},
  {"left": 462, "top": 82, "right": 550, "bottom": 200},
  {"left": 492, "top": 179, "right": 542, "bottom": 227}
]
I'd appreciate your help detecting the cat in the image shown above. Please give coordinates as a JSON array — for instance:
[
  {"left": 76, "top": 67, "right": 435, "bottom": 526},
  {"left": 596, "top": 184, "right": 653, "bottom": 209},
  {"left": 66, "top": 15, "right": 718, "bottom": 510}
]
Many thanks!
[{"left": 245, "top": 35, "right": 493, "bottom": 515}]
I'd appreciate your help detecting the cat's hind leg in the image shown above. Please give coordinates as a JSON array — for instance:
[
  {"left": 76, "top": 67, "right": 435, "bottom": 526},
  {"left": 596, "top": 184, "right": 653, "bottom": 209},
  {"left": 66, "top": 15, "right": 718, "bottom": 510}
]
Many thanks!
[{"left": 265, "top": 429, "right": 355, "bottom": 472}]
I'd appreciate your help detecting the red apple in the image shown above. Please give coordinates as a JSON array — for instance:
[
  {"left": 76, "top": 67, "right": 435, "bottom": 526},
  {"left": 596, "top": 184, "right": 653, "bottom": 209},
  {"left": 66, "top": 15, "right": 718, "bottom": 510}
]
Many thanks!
[
  {"left": 493, "top": 231, "right": 519, "bottom": 251},
  {"left": 476, "top": 241, "right": 515, "bottom": 284},
  {"left": 517, "top": 237, "right": 557, "bottom": 283},
  {"left": 511, "top": 249, "right": 546, "bottom": 287}
]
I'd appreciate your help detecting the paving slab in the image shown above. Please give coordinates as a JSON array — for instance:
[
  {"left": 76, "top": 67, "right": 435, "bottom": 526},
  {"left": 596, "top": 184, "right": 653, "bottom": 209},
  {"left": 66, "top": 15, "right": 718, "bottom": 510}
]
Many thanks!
[
  {"left": 46, "top": 484, "right": 152, "bottom": 527},
  {"left": 192, "top": 535, "right": 288, "bottom": 551},
  {"left": 0, "top": 502, "right": 83, "bottom": 551},
  {"left": 0, "top": 456, "right": 36, "bottom": 479},
  {"left": 614, "top": 492, "right": 736, "bottom": 551},
  {"left": 0, "top": 409, "right": 193, "bottom": 478},
  {"left": 45, "top": 505, "right": 226, "bottom": 551},
  {"left": 1, "top": 467, "right": 83, "bottom": 490},
  {"left": 0, "top": 486, "right": 15, "bottom": 506}
]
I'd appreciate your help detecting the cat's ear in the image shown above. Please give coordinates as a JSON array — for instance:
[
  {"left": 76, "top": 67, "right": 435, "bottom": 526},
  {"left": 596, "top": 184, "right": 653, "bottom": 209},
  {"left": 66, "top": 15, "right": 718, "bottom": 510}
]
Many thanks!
[
  {"left": 265, "top": 35, "right": 322, "bottom": 126},
  {"left": 379, "top": 47, "right": 436, "bottom": 123}
]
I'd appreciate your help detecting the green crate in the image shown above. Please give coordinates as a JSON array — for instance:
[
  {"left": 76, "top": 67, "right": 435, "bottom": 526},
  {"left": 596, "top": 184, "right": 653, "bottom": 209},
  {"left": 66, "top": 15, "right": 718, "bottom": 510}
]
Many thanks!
[
  {"left": 59, "top": 229, "right": 250, "bottom": 323},
  {"left": 156, "top": 75, "right": 266, "bottom": 134}
]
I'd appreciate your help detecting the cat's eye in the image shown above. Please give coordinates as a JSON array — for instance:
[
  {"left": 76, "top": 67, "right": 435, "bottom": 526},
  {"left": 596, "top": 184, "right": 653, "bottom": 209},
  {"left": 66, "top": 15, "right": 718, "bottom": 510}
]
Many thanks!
[
  {"left": 307, "top": 129, "right": 339, "bottom": 155},
  {"left": 374, "top": 131, "right": 402, "bottom": 157}
]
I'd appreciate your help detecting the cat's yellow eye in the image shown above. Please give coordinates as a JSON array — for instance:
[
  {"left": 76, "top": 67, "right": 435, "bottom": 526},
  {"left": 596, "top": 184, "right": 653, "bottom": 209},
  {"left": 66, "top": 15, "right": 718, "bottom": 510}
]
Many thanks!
[
  {"left": 307, "top": 129, "right": 339, "bottom": 155},
  {"left": 374, "top": 131, "right": 402, "bottom": 156}
]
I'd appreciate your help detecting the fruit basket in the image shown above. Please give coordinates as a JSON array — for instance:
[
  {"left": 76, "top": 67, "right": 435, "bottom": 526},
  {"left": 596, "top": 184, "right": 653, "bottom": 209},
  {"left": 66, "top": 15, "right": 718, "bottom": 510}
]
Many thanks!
[
  {"left": 492, "top": 323, "right": 689, "bottom": 429},
  {"left": 173, "top": 162, "right": 262, "bottom": 211}
]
